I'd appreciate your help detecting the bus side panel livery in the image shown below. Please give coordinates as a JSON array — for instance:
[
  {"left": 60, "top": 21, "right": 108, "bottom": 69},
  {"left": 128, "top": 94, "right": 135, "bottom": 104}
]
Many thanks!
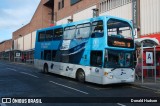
[{"left": 34, "top": 15, "right": 135, "bottom": 85}]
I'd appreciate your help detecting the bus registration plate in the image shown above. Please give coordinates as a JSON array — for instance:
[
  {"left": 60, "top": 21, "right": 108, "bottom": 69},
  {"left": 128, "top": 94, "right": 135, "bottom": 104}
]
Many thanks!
[{"left": 121, "top": 80, "right": 126, "bottom": 82}]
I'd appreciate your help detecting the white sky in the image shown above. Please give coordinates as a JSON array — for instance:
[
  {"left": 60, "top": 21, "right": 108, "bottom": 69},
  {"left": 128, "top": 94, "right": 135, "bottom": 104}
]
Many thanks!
[{"left": 0, "top": 0, "right": 40, "bottom": 42}]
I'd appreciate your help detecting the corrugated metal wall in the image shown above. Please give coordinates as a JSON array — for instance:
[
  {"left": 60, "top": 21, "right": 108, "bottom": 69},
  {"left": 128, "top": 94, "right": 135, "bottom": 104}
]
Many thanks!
[
  {"left": 17, "top": 37, "right": 23, "bottom": 51},
  {"left": 14, "top": 39, "right": 18, "bottom": 50},
  {"left": 14, "top": 31, "right": 36, "bottom": 51},
  {"left": 32, "top": 31, "right": 36, "bottom": 49},
  {"left": 99, "top": 1, "right": 132, "bottom": 20},
  {"left": 140, "top": 0, "right": 160, "bottom": 35},
  {"left": 56, "top": 16, "right": 72, "bottom": 25},
  {"left": 24, "top": 34, "right": 31, "bottom": 51},
  {"left": 57, "top": 5, "right": 96, "bottom": 25},
  {"left": 73, "top": 5, "right": 96, "bottom": 22}
]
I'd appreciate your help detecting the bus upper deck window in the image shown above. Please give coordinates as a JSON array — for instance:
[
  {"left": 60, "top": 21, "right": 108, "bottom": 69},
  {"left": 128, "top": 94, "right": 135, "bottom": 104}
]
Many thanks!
[
  {"left": 107, "top": 19, "right": 133, "bottom": 39},
  {"left": 63, "top": 26, "right": 76, "bottom": 40},
  {"left": 38, "top": 31, "right": 45, "bottom": 42},
  {"left": 46, "top": 30, "right": 53, "bottom": 41},
  {"left": 54, "top": 28, "right": 63, "bottom": 39},
  {"left": 76, "top": 23, "right": 90, "bottom": 39},
  {"left": 91, "top": 21, "right": 104, "bottom": 38}
]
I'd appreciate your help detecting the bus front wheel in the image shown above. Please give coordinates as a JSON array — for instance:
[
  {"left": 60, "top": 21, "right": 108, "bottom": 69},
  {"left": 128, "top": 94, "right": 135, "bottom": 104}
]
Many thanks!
[
  {"left": 76, "top": 69, "right": 85, "bottom": 83},
  {"left": 43, "top": 64, "right": 48, "bottom": 74}
]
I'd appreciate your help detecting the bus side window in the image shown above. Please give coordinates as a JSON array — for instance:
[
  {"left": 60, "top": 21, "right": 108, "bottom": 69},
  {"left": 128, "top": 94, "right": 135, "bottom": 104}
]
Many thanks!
[
  {"left": 91, "top": 21, "right": 104, "bottom": 38},
  {"left": 90, "top": 51, "right": 103, "bottom": 67},
  {"left": 44, "top": 50, "right": 51, "bottom": 61},
  {"left": 46, "top": 30, "right": 53, "bottom": 41},
  {"left": 41, "top": 51, "right": 43, "bottom": 59},
  {"left": 52, "top": 50, "right": 57, "bottom": 61},
  {"left": 38, "top": 31, "right": 45, "bottom": 42},
  {"left": 63, "top": 26, "right": 76, "bottom": 40},
  {"left": 76, "top": 23, "right": 91, "bottom": 39},
  {"left": 54, "top": 28, "right": 63, "bottom": 40}
]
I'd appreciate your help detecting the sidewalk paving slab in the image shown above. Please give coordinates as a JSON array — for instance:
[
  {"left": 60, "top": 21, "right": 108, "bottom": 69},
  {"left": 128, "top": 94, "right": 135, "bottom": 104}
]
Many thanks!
[{"left": 133, "top": 80, "right": 160, "bottom": 92}]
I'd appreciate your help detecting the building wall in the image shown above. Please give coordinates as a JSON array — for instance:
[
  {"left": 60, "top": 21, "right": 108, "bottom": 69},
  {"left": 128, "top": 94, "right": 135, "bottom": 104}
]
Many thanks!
[
  {"left": 54, "top": 0, "right": 99, "bottom": 23},
  {"left": 56, "top": 16, "right": 72, "bottom": 25},
  {"left": 13, "top": 24, "right": 30, "bottom": 40},
  {"left": 13, "top": 0, "right": 52, "bottom": 40},
  {"left": 32, "top": 31, "right": 37, "bottom": 49},
  {"left": 17, "top": 37, "right": 23, "bottom": 51},
  {"left": 99, "top": 0, "right": 132, "bottom": 20},
  {"left": 0, "top": 40, "right": 12, "bottom": 52},
  {"left": 24, "top": 34, "right": 31, "bottom": 51},
  {"left": 140, "top": 0, "right": 160, "bottom": 36},
  {"left": 73, "top": 5, "right": 96, "bottom": 22},
  {"left": 14, "top": 31, "right": 37, "bottom": 51},
  {"left": 29, "top": 0, "right": 51, "bottom": 32},
  {"left": 14, "top": 39, "right": 18, "bottom": 50}
]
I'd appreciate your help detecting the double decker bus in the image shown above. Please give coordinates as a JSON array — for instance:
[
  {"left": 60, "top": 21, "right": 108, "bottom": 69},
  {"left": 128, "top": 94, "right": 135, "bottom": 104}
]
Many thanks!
[{"left": 34, "top": 15, "right": 135, "bottom": 84}]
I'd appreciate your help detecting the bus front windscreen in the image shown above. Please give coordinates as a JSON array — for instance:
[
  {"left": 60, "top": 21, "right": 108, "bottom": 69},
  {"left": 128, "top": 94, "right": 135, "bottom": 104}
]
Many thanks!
[
  {"left": 104, "top": 50, "right": 134, "bottom": 68},
  {"left": 107, "top": 19, "right": 134, "bottom": 48}
]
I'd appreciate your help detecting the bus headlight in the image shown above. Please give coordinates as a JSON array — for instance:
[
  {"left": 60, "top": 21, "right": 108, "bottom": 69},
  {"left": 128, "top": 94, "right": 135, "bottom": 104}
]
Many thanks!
[{"left": 109, "top": 75, "right": 113, "bottom": 79}]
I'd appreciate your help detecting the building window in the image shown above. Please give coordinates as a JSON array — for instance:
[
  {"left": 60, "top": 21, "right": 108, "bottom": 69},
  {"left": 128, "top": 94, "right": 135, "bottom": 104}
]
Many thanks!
[
  {"left": 58, "top": 0, "right": 64, "bottom": 10},
  {"left": 70, "top": 0, "right": 81, "bottom": 5},
  {"left": 58, "top": 2, "right": 61, "bottom": 10}
]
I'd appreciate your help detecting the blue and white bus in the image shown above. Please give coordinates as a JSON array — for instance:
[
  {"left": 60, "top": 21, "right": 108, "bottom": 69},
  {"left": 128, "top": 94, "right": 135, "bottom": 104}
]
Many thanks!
[{"left": 34, "top": 15, "right": 135, "bottom": 84}]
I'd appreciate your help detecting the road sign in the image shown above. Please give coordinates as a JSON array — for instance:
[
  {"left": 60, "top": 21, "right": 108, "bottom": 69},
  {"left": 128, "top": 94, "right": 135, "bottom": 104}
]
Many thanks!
[{"left": 146, "top": 52, "right": 153, "bottom": 64}]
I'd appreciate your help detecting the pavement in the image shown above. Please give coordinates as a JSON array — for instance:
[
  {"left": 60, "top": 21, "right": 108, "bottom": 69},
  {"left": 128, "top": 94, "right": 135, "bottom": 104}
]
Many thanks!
[
  {"left": 2, "top": 60, "right": 160, "bottom": 93},
  {"left": 134, "top": 78, "right": 160, "bottom": 93}
]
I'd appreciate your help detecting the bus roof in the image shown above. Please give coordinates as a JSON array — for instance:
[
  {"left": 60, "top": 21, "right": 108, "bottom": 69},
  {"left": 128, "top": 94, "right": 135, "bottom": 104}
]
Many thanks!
[{"left": 37, "top": 15, "right": 132, "bottom": 32}]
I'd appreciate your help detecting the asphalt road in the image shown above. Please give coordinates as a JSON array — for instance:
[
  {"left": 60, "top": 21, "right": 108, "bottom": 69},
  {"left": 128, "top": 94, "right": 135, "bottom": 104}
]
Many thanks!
[{"left": 0, "top": 61, "right": 159, "bottom": 106}]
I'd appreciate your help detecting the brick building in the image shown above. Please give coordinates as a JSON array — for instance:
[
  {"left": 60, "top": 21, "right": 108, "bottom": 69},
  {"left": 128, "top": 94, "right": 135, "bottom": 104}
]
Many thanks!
[
  {"left": 0, "top": 39, "right": 13, "bottom": 61},
  {"left": 0, "top": 0, "right": 160, "bottom": 63},
  {"left": 54, "top": 0, "right": 99, "bottom": 25}
]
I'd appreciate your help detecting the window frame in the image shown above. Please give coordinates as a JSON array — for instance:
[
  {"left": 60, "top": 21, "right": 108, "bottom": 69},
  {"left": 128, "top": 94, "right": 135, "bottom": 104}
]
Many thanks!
[
  {"left": 38, "top": 31, "right": 46, "bottom": 42},
  {"left": 53, "top": 28, "right": 63, "bottom": 40},
  {"left": 76, "top": 23, "right": 91, "bottom": 39},
  {"left": 70, "top": 0, "right": 81, "bottom": 5},
  {"left": 91, "top": 20, "right": 104, "bottom": 38},
  {"left": 63, "top": 25, "right": 76, "bottom": 40},
  {"left": 45, "top": 29, "right": 54, "bottom": 41}
]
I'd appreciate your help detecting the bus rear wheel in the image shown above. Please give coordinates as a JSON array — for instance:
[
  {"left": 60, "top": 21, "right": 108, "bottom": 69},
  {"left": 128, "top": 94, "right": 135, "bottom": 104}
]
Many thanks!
[
  {"left": 43, "top": 64, "right": 48, "bottom": 74},
  {"left": 76, "top": 69, "right": 85, "bottom": 83}
]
